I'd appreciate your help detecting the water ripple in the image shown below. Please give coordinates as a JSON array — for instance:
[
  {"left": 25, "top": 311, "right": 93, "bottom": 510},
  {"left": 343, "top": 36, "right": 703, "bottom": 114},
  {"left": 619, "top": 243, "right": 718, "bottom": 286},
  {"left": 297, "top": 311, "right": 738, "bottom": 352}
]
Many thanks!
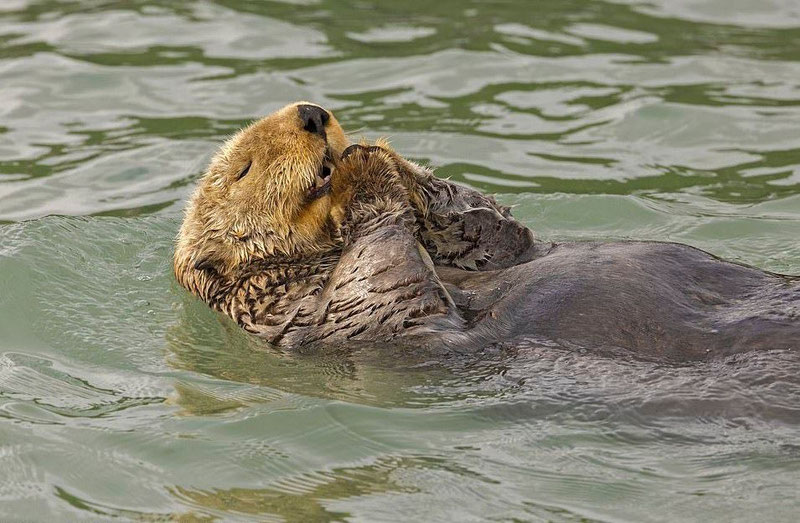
[{"left": 1, "top": 1, "right": 800, "bottom": 521}]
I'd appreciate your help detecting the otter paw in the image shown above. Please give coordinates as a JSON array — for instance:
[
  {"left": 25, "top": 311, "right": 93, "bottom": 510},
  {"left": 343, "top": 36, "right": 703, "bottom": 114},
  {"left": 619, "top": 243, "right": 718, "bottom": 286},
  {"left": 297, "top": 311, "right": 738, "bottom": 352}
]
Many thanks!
[
  {"left": 333, "top": 143, "right": 418, "bottom": 239},
  {"left": 335, "top": 143, "right": 405, "bottom": 199}
]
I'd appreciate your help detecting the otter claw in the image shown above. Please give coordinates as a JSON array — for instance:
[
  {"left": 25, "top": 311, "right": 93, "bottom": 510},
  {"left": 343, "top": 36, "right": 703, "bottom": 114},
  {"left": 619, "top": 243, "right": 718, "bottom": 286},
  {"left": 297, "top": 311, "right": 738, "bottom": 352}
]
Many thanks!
[
  {"left": 341, "top": 144, "right": 382, "bottom": 160},
  {"left": 340, "top": 144, "right": 361, "bottom": 160}
]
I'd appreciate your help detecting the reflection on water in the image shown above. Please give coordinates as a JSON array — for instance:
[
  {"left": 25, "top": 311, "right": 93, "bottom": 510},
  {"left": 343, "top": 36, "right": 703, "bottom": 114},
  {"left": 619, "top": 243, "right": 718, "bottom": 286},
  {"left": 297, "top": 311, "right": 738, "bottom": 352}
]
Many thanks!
[
  {"left": 1, "top": 0, "right": 800, "bottom": 521},
  {"left": 171, "top": 456, "right": 423, "bottom": 522},
  {"left": 166, "top": 294, "right": 476, "bottom": 410}
]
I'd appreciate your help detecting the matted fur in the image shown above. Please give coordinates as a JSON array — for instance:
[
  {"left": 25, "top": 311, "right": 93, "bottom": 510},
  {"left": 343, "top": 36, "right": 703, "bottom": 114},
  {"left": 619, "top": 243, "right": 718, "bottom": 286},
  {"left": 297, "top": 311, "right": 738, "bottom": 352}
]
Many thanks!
[{"left": 175, "top": 103, "right": 799, "bottom": 359}]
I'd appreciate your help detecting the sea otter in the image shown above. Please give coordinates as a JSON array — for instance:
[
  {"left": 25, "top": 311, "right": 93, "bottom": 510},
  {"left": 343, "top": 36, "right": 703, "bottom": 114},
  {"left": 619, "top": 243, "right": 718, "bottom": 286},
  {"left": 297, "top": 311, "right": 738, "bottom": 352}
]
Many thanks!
[{"left": 174, "top": 102, "right": 800, "bottom": 360}]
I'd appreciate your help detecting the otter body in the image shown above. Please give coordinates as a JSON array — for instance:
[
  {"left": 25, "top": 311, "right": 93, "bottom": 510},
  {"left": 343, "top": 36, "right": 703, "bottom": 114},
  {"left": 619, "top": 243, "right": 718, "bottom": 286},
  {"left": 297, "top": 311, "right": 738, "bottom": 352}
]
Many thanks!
[
  {"left": 440, "top": 242, "right": 799, "bottom": 359},
  {"left": 175, "top": 103, "right": 799, "bottom": 360}
]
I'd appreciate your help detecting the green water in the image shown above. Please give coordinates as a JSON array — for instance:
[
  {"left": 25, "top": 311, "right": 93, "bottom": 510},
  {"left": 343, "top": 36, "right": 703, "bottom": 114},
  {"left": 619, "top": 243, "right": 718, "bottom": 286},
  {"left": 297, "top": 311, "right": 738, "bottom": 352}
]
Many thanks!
[{"left": 1, "top": 1, "right": 800, "bottom": 521}]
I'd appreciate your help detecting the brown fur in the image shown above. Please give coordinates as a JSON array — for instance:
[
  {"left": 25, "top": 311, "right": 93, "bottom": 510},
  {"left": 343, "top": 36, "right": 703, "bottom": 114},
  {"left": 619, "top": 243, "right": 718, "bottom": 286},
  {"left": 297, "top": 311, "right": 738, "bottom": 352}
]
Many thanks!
[
  {"left": 174, "top": 102, "right": 349, "bottom": 296},
  {"left": 175, "top": 102, "right": 799, "bottom": 359},
  {"left": 174, "top": 102, "right": 528, "bottom": 348},
  {"left": 175, "top": 126, "right": 469, "bottom": 347}
]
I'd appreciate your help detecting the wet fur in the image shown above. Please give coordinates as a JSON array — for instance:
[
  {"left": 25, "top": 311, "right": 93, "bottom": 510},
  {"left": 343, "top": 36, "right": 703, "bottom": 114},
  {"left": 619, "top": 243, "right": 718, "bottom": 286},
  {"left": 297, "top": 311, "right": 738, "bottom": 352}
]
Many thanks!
[{"left": 175, "top": 103, "right": 800, "bottom": 360}]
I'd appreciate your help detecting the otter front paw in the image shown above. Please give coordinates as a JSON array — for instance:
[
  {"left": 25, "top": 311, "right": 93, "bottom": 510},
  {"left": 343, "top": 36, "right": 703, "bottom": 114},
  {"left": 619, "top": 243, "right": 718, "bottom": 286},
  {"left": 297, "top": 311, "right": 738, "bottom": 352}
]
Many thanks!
[
  {"left": 365, "top": 148, "right": 537, "bottom": 270},
  {"left": 333, "top": 144, "right": 409, "bottom": 203},
  {"left": 332, "top": 144, "right": 417, "bottom": 242},
  {"left": 421, "top": 207, "right": 535, "bottom": 270}
]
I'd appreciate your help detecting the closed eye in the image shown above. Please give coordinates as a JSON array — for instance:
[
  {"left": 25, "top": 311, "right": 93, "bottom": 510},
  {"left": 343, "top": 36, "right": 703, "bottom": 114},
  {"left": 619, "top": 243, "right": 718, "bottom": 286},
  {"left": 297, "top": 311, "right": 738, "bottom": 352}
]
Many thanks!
[{"left": 236, "top": 161, "right": 252, "bottom": 180}]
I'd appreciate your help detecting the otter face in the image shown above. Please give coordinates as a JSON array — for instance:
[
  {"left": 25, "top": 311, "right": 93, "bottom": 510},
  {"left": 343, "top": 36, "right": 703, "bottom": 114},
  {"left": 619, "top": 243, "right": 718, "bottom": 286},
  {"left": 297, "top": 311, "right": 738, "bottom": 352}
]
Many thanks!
[{"left": 175, "top": 102, "right": 349, "bottom": 286}]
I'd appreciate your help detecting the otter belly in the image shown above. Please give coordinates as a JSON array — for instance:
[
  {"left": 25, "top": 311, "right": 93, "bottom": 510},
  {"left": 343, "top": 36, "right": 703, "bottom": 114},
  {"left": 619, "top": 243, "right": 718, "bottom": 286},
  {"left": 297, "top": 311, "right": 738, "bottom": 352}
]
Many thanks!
[{"left": 438, "top": 241, "right": 800, "bottom": 360}]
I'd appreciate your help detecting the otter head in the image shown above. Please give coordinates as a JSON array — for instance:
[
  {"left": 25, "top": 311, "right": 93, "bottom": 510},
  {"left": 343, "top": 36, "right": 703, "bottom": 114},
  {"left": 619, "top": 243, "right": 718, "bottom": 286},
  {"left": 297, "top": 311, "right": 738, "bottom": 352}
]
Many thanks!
[{"left": 174, "top": 102, "right": 349, "bottom": 291}]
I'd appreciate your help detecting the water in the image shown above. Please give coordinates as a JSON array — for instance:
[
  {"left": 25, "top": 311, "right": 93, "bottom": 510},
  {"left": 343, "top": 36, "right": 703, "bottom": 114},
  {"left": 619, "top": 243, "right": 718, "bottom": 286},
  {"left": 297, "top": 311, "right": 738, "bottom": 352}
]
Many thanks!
[{"left": 1, "top": 1, "right": 799, "bottom": 520}]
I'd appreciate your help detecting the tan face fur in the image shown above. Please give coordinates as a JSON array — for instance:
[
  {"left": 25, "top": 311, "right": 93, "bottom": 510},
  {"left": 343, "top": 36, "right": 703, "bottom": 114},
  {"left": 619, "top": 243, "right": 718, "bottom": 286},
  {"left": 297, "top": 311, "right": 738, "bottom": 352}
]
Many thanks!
[{"left": 174, "top": 102, "right": 350, "bottom": 291}]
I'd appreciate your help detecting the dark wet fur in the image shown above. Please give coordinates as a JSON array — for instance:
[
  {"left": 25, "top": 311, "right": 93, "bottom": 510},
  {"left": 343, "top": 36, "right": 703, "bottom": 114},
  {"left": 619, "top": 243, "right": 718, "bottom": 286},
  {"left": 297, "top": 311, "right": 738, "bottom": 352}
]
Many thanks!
[{"left": 193, "top": 145, "right": 799, "bottom": 361}]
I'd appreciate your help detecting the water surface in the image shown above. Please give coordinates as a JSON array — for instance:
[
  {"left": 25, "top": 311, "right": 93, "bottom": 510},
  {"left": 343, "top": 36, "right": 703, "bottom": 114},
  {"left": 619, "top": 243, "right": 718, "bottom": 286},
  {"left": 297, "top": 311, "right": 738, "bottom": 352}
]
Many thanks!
[{"left": 1, "top": 1, "right": 800, "bottom": 521}]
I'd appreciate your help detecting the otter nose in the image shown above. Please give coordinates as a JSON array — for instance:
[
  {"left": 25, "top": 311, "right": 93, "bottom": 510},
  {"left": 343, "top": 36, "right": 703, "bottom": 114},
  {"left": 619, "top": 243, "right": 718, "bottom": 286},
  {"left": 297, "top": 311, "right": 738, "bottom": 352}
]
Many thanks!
[{"left": 297, "top": 104, "right": 329, "bottom": 137}]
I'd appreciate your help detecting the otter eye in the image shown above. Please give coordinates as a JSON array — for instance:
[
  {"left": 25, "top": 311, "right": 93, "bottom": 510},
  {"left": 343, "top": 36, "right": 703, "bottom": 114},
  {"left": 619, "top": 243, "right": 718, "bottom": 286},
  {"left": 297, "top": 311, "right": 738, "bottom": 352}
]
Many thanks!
[{"left": 236, "top": 161, "right": 251, "bottom": 181}]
